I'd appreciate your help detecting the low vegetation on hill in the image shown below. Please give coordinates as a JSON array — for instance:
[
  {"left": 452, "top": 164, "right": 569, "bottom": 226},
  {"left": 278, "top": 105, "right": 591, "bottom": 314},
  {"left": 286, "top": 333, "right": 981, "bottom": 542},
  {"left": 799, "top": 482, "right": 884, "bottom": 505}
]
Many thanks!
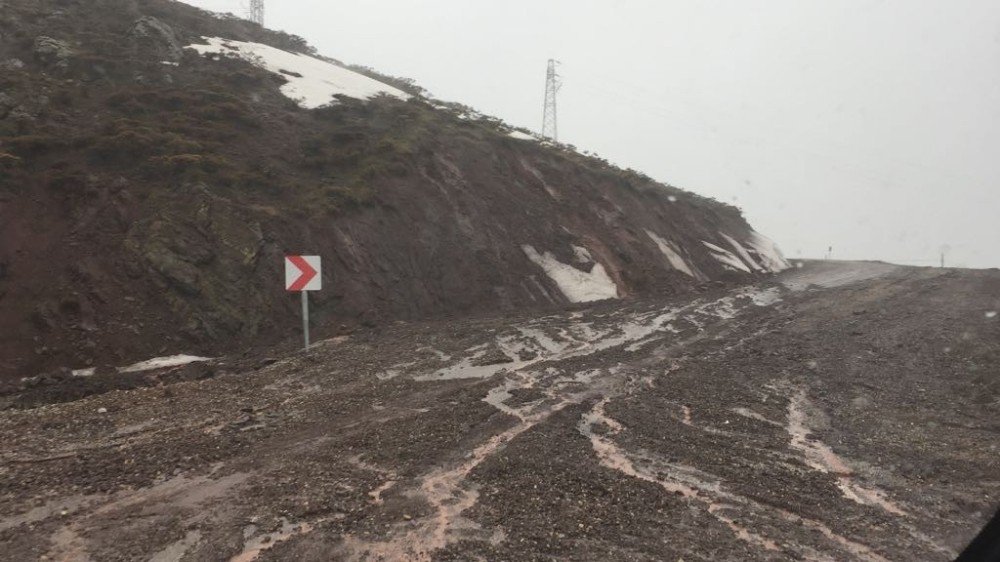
[{"left": 0, "top": 0, "right": 781, "bottom": 380}]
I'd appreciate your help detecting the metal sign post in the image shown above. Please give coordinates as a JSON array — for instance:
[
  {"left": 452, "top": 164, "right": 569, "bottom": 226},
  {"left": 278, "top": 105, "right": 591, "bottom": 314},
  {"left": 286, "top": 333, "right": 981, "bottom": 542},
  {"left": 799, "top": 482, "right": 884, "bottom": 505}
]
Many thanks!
[
  {"left": 301, "top": 291, "right": 310, "bottom": 349},
  {"left": 285, "top": 255, "right": 322, "bottom": 350}
]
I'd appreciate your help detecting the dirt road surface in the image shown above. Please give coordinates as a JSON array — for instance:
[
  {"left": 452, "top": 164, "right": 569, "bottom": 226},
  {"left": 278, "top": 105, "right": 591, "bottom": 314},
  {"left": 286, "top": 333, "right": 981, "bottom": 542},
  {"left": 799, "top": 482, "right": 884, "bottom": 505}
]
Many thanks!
[{"left": 1, "top": 261, "right": 998, "bottom": 561}]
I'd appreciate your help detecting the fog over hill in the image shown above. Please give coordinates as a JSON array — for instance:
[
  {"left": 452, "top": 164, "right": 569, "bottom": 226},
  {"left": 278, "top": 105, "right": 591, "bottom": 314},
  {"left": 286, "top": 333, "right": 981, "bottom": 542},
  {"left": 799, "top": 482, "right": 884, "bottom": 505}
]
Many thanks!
[{"left": 184, "top": 0, "right": 1000, "bottom": 269}]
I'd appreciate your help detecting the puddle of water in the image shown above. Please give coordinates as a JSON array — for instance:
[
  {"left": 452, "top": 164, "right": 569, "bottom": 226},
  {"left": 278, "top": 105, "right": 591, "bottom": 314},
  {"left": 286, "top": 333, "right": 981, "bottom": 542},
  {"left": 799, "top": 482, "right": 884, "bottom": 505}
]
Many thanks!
[
  {"left": 41, "top": 473, "right": 249, "bottom": 561},
  {"left": 231, "top": 519, "right": 313, "bottom": 562},
  {"left": 407, "top": 285, "right": 784, "bottom": 383},
  {"left": 48, "top": 525, "right": 89, "bottom": 562},
  {"left": 0, "top": 495, "right": 97, "bottom": 532},
  {"left": 149, "top": 530, "right": 202, "bottom": 562}
]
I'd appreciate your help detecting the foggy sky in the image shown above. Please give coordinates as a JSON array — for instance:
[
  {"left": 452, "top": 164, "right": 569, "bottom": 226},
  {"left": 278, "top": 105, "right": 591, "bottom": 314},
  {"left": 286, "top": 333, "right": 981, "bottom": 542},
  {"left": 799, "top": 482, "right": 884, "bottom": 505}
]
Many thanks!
[{"left": 183, "top": 0, "right": 1000, "bottom": 268}]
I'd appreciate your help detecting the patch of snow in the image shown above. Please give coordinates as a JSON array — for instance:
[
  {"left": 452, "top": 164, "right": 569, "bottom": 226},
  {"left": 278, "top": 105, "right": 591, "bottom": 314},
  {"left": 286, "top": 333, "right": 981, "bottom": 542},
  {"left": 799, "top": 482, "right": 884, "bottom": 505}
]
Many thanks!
[
  {"left": 160, "top": 61, "right": 179, "bottom": 66},
  {"left": 645, "top": 230, "right": 697, "bottom": 278},
  {"left": 746, "top": 231, "right": 791, "bottom": 272},
  {"left": 702, "top": 242, "right": 752, "bottom": 273},
  {"left": 120, "top": 355, "right": 213, "bottom": 373},
  {"left": 720, "top": 233, "right": 763, "bottom": 272},
  {"left": 63, "top": 354, "right": 211, "bottom": 379},
  {"left": 508, "top": 130, "right": 537, "bottom": 141},
  {"left": 186, "top": 37, "right": 409, "bottom": 108},
  {"left": 987, "top": 311, "right": 998, "bottom": 319},
  {"left": 413, "top": 284, "right": 785, "bottom": 382},
  {"left": 667, "top": 196, "right": 678, "bottom": 203},
  {"left": 522, "top": 245, "right": 619, "bottom": 303},
  {"left": 747, "top": 287, "right": 782, "bottom": 306},
  {"left": 572, "top": 245, "right": 593, "bottom": 264}
]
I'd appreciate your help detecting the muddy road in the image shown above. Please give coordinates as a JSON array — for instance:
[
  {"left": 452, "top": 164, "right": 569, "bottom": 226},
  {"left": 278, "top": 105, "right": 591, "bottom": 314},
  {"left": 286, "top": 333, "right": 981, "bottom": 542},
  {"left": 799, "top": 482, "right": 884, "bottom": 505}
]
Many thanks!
[{"left": 1, "top": 261, "right": 998, "bottom": 561}]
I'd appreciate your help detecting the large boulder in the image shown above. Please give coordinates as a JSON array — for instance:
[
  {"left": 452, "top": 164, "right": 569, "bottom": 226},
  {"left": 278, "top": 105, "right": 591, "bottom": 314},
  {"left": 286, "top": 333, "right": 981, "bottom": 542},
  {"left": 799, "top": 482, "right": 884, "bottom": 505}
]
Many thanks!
[
  {"left": 32, "top": 36, "right": 73, "bottom": 68},
  {"left": 129, "top": 16, "right": 183, "bottom": 62}
]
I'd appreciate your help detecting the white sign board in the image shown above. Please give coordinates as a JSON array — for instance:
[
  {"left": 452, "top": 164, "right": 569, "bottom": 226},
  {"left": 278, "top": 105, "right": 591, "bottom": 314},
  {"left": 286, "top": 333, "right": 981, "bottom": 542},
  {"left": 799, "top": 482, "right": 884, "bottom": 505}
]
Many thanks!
[{"left": 285, "top": 255, "right": 322, "bottom": 292}]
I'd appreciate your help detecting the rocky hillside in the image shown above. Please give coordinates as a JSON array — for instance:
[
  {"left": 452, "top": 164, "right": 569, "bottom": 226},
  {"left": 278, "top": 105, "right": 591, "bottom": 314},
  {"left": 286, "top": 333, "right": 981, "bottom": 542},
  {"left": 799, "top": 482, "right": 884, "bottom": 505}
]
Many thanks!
[{"left": 0, "top": 0, "right": 788, "bottom": 380}]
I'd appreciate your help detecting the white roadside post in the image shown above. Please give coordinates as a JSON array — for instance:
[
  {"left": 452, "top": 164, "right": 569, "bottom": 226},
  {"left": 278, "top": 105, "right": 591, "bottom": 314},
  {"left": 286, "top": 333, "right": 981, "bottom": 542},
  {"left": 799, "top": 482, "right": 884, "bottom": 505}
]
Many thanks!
[{"left": 285, "top": 255, "right": 322, "bottom": 350}]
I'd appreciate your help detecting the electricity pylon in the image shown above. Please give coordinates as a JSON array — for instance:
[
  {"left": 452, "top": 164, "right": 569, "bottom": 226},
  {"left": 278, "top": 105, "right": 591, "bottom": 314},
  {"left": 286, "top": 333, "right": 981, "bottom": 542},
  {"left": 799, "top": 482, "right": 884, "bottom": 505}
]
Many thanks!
[
  {"left": 542, "top": 59, "right": 561, "bottom": 141},
  {"left": 248, "top": 0, "right": 264, "bottom": 26}
]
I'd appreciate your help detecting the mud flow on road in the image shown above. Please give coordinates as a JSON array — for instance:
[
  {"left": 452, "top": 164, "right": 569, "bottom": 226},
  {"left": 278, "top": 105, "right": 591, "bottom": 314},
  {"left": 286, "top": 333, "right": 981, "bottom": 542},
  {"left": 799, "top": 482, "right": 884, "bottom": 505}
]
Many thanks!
[{"left": 1, "top": 261, "right": 997, "bottom": 561}]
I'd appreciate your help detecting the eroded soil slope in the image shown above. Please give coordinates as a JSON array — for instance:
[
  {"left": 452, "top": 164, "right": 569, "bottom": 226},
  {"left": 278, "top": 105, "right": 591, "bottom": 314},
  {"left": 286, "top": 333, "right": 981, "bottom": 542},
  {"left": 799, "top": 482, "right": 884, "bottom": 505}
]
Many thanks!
[
  {"left": 0, "top": 0, "right": 781, "bottom": 380},
  {"left": 1, "top": 261, "right": 997, "bottom": 561}
]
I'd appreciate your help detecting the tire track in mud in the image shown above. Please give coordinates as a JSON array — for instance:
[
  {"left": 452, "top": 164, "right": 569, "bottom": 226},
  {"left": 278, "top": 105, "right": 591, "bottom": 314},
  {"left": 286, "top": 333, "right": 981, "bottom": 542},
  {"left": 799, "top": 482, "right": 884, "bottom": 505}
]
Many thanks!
[
  {"left": 785, "top": 386, "right": 907, "bottom": 516},
  {"left": 778, "top": 383, "right": 957, "bottom": 559},
  {"left": 339, "top": 367, "right": 610, "bottom": 561},
  {"left": 578, "top": 398, "right": 892, "bottom": 562},
  {"left": 338, "top": 285, "right": 786, "bottom": 560}
]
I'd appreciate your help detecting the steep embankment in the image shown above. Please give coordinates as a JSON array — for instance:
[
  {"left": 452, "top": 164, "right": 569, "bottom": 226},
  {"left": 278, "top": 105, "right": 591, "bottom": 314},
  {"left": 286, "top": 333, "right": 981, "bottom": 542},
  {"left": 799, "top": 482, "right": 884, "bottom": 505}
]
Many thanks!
[{"left": 0, "top": 0, "right": 787, "bottom": 380}]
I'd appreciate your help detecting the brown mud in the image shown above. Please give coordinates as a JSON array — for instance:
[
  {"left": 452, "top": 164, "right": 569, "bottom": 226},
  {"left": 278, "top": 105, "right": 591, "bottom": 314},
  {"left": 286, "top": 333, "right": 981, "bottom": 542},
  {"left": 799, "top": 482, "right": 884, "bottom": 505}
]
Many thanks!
[{"left": 0, "top": 261, "right": 997, "bottom": 561}]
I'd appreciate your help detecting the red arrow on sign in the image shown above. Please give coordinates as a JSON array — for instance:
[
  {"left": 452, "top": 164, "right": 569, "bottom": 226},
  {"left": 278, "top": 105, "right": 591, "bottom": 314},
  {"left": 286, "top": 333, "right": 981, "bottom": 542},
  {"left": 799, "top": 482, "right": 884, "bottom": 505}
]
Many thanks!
[{"left": 287, "top": 255, "right": 318, "bottom": 291}]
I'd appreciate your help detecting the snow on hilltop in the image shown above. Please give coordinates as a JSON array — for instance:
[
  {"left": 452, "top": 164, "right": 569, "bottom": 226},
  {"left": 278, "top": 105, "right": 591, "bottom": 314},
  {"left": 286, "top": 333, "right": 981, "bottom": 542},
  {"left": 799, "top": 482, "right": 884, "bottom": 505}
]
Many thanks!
[{"left": 185, "top": 37, "right": 410, "bottom": 108}]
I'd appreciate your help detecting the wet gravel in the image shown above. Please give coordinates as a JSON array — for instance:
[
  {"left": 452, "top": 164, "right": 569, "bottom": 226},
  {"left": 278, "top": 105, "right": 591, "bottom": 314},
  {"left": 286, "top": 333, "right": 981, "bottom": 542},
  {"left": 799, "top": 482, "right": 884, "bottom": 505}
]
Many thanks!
[{"left": 0, "top": 261, "right": 997, "bottom": 561}]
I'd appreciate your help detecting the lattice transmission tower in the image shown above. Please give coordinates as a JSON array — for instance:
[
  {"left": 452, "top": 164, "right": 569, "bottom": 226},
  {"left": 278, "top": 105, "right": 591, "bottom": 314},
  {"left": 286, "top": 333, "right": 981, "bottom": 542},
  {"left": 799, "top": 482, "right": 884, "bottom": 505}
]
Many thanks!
[
  {"left": 248, "top": 0, "right": 264, "bottom": 26},
  {"left": 542, "top": 59, "right": 561, "bottom": 141}
]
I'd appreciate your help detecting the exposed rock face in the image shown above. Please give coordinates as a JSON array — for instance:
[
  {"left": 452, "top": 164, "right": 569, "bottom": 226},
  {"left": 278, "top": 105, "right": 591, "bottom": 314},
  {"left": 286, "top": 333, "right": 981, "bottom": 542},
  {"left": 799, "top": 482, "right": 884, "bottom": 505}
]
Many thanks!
[
  {"left": 130, "top": 16, "right": 183, "bottom": 62},
  {"left": 32, "top": 36, "right": 72, "bottom": 68}
]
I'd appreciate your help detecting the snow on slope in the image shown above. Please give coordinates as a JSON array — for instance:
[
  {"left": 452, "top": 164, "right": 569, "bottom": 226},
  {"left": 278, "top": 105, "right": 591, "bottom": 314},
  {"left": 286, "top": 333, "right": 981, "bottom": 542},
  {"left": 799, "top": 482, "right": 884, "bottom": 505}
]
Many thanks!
[
  {"left": 703, "top": 241, "right": 753, "bottom": 273},
  {"left": 645, "top": 230, "right": 698, "bottom": 278},
  {"left": 186, "top": 37, "right": 409, "bottom": 108},
  {"left": 720, "top": 233, "right": 764, "bottom": 272},
  {"left": 120, "top": 355, "right": 213, "bottom": 373},
  {"left": 68, "top": 355, "right": 212, "bottom": 378},
  {"left": 523, "top": 245, "right": 619, "bottom": 303},
  {"left": 746, "top": 231, "right": 791, "bottom": 272},
  {"left": 509, "top": 130, "right": 538, "bottom": 141}
]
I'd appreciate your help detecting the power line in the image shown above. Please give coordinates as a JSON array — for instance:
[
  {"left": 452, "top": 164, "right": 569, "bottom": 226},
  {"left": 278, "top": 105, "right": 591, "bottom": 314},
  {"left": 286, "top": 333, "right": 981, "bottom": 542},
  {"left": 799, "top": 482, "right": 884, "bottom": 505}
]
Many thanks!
[
  {"left": 542, "top": 59, "right": 561, "bottom": 141},
  {"left": 248, "top": 0, "right": 264, "bottom": 26}
]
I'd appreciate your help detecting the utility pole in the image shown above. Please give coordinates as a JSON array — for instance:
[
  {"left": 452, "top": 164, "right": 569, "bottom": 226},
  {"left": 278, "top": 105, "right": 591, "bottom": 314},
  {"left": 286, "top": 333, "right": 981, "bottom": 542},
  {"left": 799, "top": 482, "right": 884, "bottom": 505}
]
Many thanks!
[
  {"left": 248, "top": 0, "right": 264, "bottom": 26},
  {"left": 542, "top": 59, "right": 561, "bottom": 141}
]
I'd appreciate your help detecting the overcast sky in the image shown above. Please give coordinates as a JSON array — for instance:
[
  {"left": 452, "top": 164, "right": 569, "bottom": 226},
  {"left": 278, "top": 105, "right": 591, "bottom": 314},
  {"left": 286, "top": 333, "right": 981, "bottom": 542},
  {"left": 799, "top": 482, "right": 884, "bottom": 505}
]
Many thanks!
[{"left": 183, "top": 0, "right": 1000, "bottom": 268}]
